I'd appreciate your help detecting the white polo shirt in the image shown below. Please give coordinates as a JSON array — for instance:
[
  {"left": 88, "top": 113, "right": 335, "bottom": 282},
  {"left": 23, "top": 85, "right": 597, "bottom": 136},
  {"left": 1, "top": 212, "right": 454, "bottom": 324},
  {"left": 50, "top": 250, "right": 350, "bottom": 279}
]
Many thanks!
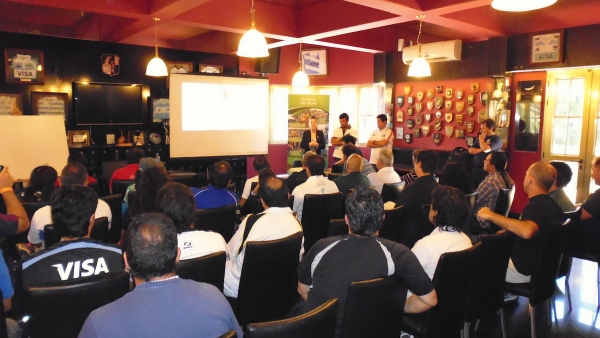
[
  {"left": 292, "top": 175, "right": 339, "bottom": 222},
  {"left": 368, "top": 127, "right": 394, "bottom": 164},
  {"left": 331, "top": 126, "right": 358, "bottom": 159},
  {"left": 369, "top": 166, "right": 401, "bottom": 193},
  {"left": 178, "top": 230, "right": 227, "bottom": 261}
]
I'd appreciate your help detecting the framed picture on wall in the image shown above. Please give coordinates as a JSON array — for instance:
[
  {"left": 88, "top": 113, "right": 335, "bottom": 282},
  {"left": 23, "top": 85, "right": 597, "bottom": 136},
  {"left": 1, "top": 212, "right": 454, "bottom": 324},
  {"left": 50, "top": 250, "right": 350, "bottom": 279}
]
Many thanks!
[
  {"left": 199, "top": 64, "right": 223, "bottom": 73},
  {"left": 0, "top": 93, "right": 23, "bottom": 115},
  {"left": 4, "top": 48, "right": 45, "bottom": 84},
  {"left": 31, "top": 92, "right": 68, "bottom": 116},
  {"left": 151, "top": 97, "right": 170, "bottom": 122},
  {"left": 301, "top": 48, "right": 328, "bottom": 76},
  {"left": 529, "top": 30, "right": 564, "bottom": 65},
  {"left": 166, "top": 61, "right": 193, "bottom": 88},
  {"left": 68, "top": 130, "right": 90, "bottom": 147}
]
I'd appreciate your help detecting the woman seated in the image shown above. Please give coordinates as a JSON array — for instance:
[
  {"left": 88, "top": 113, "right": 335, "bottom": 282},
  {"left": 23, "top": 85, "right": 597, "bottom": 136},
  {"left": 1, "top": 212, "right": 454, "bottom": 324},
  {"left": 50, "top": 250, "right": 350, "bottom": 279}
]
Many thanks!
[{"left": 19, "top": 166, "right": 57, "bottom": 202}]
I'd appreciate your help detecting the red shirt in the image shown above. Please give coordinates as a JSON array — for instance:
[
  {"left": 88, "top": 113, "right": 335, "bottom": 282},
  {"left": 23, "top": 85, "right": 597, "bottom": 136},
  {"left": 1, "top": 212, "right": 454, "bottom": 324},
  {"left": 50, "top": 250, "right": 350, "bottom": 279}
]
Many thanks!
[{"left": 109, "top": 164, "right": 139, "bottom": 188}]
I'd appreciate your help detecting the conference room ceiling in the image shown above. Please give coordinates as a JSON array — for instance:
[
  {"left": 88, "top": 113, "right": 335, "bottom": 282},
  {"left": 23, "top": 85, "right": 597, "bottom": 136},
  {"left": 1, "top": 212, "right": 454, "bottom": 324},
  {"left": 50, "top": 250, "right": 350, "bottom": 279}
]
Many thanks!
[{"left": 1, "top": 0, "right": 599, "bottom": 54}]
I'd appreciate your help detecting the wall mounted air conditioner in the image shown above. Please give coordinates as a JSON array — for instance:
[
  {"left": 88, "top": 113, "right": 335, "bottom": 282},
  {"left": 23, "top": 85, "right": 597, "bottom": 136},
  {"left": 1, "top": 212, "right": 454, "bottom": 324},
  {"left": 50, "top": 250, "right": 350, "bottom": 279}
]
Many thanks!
[{"left": 402, "top": 40, "right": 462, "bottom": 64}]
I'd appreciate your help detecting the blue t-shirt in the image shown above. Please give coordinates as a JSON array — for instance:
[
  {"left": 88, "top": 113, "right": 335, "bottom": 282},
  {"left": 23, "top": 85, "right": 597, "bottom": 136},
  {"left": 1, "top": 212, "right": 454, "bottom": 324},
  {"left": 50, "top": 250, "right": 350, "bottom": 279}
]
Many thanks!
[
  {"left": 191, "top": 185, "right": 238, "bottom": 210},
  {"left": 79, "top": 278, "right": 242, "bottom": 338},
  {"left": 0, "top": 251, "right": 14, "bottom": 299}
]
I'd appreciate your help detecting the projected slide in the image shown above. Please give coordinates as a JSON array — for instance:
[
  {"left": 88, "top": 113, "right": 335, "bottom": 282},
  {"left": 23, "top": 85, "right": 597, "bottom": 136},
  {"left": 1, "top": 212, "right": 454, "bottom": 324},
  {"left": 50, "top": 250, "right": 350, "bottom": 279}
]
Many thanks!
[{"left": 181, "top": 82, "right": 264, "bottom": 131}]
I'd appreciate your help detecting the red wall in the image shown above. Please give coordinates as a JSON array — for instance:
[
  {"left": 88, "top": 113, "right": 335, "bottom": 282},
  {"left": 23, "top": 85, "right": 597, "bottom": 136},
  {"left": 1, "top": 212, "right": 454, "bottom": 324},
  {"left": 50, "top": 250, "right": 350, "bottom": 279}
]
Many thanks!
[
  {"left": 507, "top": 71, "right": 546, "bottom": 214},
  {"left": 241, "top": 45, "right": 376, "bottom": 176},
  {"left": 392, "top": 77, "right": 493, "bottom": 151}
]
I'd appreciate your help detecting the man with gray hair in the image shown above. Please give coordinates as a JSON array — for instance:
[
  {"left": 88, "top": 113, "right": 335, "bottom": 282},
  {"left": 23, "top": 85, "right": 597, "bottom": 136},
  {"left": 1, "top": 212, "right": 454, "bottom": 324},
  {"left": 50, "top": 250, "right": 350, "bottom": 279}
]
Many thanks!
[{"left": 369, "top": 149, "right": 401, "bottom": 193}]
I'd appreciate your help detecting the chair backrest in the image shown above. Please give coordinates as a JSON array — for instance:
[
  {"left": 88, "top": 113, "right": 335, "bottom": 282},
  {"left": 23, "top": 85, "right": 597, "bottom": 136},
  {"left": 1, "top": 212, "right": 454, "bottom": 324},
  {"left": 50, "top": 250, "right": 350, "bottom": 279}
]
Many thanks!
[
  {"left": 111, "top": 180, "right": 135, "bottom": 198},
  {"left": 288, "top": 195, "right": 294, "bottom": 209},
  {"left": 43, "top": 225, "right": 60, "bottom": 248},
  {"left": 175, "top": 251, "right": 226, "bottom": 292},
  {"left": 246, "top": 299, "right": 338, "bottom": 338},
  {"left": 25, "top": 271, "right": 130, "bottom": 338},
  {"left": 328, "top": 219, "right": 348, "bottom": 237},
  {"left": 465, "top": 231, "right": 514, "bottom": 322},
  {"left": 378, "top": 206, "right": 405, "bottom": 243},
  {"left": 341, "top": 276, "right": 406, "bottom": 338},
  {"left": 463, "top": 192, "right": 478, "bottom": 237},
  {"left": 89, "top": 217, "right": 110, "bottom": 243},
  {"left": 236, "top": 232, "right": 304, "bottom": 325},
  {"left": 558, "top": 207, "right": 582, "bottom": 279},
  {"left": 423, "top": 243, "right": 481, "bottom": 337},
  {"left": 218, "top": 330, "right": 237, "bottom": 338},
  {"left": 529, "top": 220, "right": 566, "bottom": 306},
  {"left": 169, "top": 172, "right": 198, "bottom": 187},
  {"left": 100, "top": 194, "right": 123, "bottom": 243},
  {"left": 301, "top": 193, "right": 343, "bottom": 253},
  {"left": 193, "top": 204, "right": 237, "bottom": 242},
  {"left": 381, "top": 182, "right": 406, "bottom": 203},
  {"left": 327, "top": 173, "right": 342, "bottom": 181},
  {"left": 22, "top": 201, "right": 49, "bottom": 222},
  {"left": 493, "top": 186, "right": 515, "bottom": 217}
]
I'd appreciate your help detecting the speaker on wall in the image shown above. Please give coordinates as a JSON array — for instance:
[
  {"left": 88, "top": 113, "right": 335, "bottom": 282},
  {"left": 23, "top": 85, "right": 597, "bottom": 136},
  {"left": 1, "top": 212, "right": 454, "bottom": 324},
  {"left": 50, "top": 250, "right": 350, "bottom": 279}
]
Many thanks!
[{"left": 255, "top": 47, "right": 281, "bottom": 74}]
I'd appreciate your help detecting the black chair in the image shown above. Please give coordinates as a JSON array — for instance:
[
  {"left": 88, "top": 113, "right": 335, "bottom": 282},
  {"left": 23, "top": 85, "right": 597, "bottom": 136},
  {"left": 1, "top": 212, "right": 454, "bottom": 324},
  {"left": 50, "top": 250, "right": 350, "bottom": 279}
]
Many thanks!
[
  {"left": 327, "top": 173, "right": 342, "bottom": 181},
  {"left": 100, "top": 194, "right": 123, "bottom": 243},
  {"left": 301, "top": 193, "right": 344, "bottom": 253},
  {"left": 111, "top": 180, "right": 134, "bottom": 197},
  {"left": 401, "top": 243, "right": 482, "bottom": 338},
  {"left": 341, "top": 276, "right": 407, "bottom": 338},
  {"left": 288, "top": 195, "right": 294, "bottom": 209},
  {"left": 89, "top": 217, "right": 110, "bottom": 243},
  {"left": 169, "top": 172, "right": 198, "bottom": 187},
  {"left": 218, "top": 330, "right": 237, "bottom": 338},
  {"left": 43, "top": 224, "right": 61, "bottom": 248},
  {"left": 464, "top": 231, "right": 514, "bottom": 338},
  {"left": 462, "top": 192, "right": 477, "bottom": 240},
  {"left": 234, "top": 232, "right": 303, "bottom": 325},
  {"left": 22, "top": 201, "right": 48, "bottom": 222},
  {"left": 378, "top": 206, "right": 405, "bottom": 243},
  {"left": 328, "top": 219, "right": 348, "bottom": 237},
  {"left": 175, "top": 251, "right": 226, "bottom": 292},
  {"left": 194, "top": 204, "right": 237, "bottom": 242},
  {"left": 127, "top": 191, "right": 137, "bottom": 209},
  {"left": 472, "top": 187, "right": 515, "bottom": 236},
  {"left": 504, "top": 220, "right": 566, "bottom": 338},
  {"left": 560, "top": 207, "right": 586, "bottom": 313},
  {"left": 246, "top": 299, "right": 338, "bottom": 338},
  {"left": 292, "top": 160, "right": 303, "bottom": 168},
  {"left": 24, "top": 271, "right": 130, "bottom": 338},
  {"left": 380, "top": 182, "right": 406, "bottom": 203}
]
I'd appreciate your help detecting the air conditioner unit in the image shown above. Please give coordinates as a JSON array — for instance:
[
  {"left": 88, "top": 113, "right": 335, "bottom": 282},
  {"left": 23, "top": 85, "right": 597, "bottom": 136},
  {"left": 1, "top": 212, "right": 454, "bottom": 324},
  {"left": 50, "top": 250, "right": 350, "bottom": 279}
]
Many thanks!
[{"left": 402, "top": 40, "right": 462, "bottom": 64}]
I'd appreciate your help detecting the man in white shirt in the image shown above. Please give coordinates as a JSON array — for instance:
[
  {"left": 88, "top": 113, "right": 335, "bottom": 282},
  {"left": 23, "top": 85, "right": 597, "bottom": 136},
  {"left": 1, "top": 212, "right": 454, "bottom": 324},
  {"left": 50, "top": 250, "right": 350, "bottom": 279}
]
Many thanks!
[
  {"left": 239, "top": 154, "right": 270, "bottom": 208},
  {"left": 292, "top": 155, "right": 339, "bottom": 222},
  {"left": 367, "top": 114, "right": 394, "bottom": 164},
  {"left": 331, "top": 113, "right": 358, "bottom": 163},
  {"left": 155, "top": 182, "right": 227, "bottom": 260},
  {"left": 224, "top": 177, "right": 303, "bottom": 298},
  {"left": 28, "top": 163, "right": 112, "bottom": 245},
  {"left": 369, "top": 149, "right": 401, "bottom": 193}
]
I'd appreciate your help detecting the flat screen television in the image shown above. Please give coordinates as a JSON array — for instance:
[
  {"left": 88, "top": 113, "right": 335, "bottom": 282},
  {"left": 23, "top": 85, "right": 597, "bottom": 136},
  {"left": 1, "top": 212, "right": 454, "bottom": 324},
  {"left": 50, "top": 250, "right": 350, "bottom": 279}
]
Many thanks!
[{"left": 73, "top": 82, "right": 143, "bottom": 125}]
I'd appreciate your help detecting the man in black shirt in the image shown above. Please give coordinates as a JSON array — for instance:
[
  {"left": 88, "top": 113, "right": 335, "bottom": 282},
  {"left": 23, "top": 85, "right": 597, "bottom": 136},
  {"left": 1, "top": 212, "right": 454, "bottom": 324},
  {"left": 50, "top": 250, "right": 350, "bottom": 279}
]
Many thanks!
[
  {"left": 395, "top": 149, "right": 439, "bottom": 248},
  {"left": 22, "top": 185, "right": 124, "bottom": 288},
  {"left": 298, "top": 187, "right": 437, "bottom": 336},
  {"left": 469, "top": 118, "right": 502, "bottom": 187},
  {"left": 477, "top": 162, "right": 564, "bottom": 283}
]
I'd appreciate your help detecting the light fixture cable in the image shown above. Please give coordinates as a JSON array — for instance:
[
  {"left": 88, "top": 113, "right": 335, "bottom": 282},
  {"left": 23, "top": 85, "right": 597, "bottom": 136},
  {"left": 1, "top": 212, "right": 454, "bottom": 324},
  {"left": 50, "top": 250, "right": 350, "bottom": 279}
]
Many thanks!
[
  {"left": 237, "top": 0, "right": 269, "bottom": 57},
  {"left": 292, "top": 41, "right": 309, "bottom": 86},
  {"left": 145, "top": 17, "right": 168, "bottom": 76},
  {"left": 407, "top": 14, "right": 431, "bottom": 77}
]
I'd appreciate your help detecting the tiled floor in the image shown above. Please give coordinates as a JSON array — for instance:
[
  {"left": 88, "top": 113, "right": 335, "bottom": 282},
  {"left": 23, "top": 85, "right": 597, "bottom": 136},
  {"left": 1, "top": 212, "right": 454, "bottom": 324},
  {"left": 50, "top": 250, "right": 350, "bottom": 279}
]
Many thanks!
[{"left": 471, "top": 258, "right": 600, "bottom": 337}]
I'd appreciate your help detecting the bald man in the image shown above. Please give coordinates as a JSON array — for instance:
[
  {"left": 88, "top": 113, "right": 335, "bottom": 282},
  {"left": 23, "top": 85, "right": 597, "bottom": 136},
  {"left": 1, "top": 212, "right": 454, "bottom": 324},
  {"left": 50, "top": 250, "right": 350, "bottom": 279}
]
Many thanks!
[
  {"left": 333, "top": 154, "right": 371, "bottom": 195},
  {"left": 477, "top": 162, "right": 565, "bottom": 283}
]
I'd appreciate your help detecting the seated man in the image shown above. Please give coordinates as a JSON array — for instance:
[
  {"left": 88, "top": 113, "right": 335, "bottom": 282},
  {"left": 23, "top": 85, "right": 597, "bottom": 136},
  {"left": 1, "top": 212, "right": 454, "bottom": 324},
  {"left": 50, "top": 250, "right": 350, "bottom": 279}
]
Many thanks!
[
  {"left": 298, "top": 188, "right": 437, "bottom": 336},
  {"left": 572, "top": 156, "right": 600, "bottom": 254},
  {"left": 109, "top": 147, "right": 144, "bottom": 191},
  {"left": 333, "top": 154, "right": 371, "bottom": 195},
  {"left": 224, "top": 177, "right": 303, "bottom": 298},
  {"left": 333, "top": 134, "right": 362, "bottom": 166},
  {"left": 548, "top": 161, "right": 575, "bottom": 212},
  {"left": 473, "top": 152, "right": 514, "bottom": 229},
  {"left": 369, "top": 149, "right": 401, "bottom": 194},
  {"left": 192, "top": 161, "right": 238, "bottom": 209},
  {"left": 155, "top": 182, "right": 227, "bottom": 260},
  {"left": 239, "top": 154, "right": 270, "bottom": 208},
  {"left": 286, "top": 151, "right": 316, "bottom": 194},
  {"left": 409, "top": 186, "right": 472, "bottom": 296},
  {"left": 395, "top": 149, "right": 439, "bottom": 248},
  {"left": 79, "top": 213, "right": 242, "bottom": 338},
  {"left": 340, "top": 144, "right": 375, "bottom": 177},
  {"left": 22, "top": 185, "right": 123, "bottom": 288},
  {"left": 28, "top": 163, "right": 112, "bottom": 246},
  {"left": 0, "top": 166, "right": 30, "bottom": 236},
  {"left": 292, "top": 155, "right": 339, "bottom": 222},
  {"left": 477, "top": 162, "right": 564, "bottom": 283}
]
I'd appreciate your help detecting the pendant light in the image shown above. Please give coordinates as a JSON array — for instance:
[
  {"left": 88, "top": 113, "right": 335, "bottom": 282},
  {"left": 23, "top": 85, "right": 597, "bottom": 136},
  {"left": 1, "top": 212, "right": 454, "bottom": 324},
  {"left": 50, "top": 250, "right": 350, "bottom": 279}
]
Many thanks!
[
  {"left": 407, "top": 15, "right": 431, "bottom": 78},
  {"left": 237, "top": 0, "right": 269, "bottom": 58},
  {"left": 292, "top": 42, "right": 309, "bottom": 86},
  {"left": 146, "top": 18, "right": 168, "bottom": 77},
  {"left": 491, "top": 0, "right": 557, "bottom": 12}
]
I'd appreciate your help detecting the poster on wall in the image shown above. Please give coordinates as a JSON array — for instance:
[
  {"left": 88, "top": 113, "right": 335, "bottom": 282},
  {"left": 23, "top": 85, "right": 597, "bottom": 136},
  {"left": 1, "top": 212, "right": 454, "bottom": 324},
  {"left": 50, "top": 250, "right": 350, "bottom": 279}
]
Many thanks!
[
  {"left": 288, "top": 94, "right": 330, "bottom": 170},
  {"left": 4, "top": 48, "right": 44, "bottom": 84}
]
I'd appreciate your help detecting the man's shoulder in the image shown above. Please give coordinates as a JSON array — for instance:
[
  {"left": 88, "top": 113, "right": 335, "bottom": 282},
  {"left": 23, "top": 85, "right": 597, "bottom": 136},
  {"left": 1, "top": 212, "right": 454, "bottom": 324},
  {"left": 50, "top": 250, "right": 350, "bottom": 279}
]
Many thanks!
[{"left": 24, "top": 240, "right": 121, "bottom": 263}]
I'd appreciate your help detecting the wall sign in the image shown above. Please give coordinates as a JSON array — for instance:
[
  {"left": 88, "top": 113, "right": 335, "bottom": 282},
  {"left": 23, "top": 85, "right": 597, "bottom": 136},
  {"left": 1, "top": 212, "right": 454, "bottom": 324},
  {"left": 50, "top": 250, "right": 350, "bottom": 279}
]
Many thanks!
[
  {"left": 4, "top": 48, "right": 44, "bottom": 84},
  {"left": 529, "top": 30, "right": 564, "bottom": 65}
]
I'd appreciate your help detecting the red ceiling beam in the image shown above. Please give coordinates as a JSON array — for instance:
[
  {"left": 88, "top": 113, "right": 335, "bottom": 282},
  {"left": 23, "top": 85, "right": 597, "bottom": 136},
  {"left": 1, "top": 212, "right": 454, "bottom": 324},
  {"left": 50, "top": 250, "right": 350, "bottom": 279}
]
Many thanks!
[{"left": 6, "top": 0, "right": 148, "bottom": 19}]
